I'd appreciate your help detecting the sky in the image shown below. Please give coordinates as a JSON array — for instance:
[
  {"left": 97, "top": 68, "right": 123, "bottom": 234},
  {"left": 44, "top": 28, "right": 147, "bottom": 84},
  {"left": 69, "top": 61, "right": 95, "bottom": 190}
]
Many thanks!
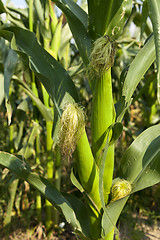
[{"left": 2, "top": 0, "right": 27, "bottom": 8}]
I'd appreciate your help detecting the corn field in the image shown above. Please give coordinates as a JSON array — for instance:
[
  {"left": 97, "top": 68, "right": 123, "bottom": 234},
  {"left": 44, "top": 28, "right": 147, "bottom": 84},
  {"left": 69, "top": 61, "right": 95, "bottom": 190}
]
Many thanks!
[{"left": 0, "top": 0, "right": 160, "bottom": 239}]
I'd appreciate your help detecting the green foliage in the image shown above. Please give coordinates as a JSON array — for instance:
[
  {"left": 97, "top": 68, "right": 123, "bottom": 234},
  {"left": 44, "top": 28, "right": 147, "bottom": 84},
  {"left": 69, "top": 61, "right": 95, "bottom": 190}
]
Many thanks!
[{"left": 0, "top": 0, "right": 160, "bottom": 239}]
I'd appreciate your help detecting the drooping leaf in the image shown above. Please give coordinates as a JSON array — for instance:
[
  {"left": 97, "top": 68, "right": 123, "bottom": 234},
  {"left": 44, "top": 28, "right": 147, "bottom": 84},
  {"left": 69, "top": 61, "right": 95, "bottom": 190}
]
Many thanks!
[
  {"left": 101, "top": 124, "right": 160, "bottom": 236},
  {"left": 117, "top": 35, "right": 156, "bottom": 121},
  {"left": 53, "top": 0, "right": 91, "bottom": 67},
  {"left": 109, "top": 122, "right": 123, "bottom": 146},
  {"left": 147, "top": 0, "right": 160, "bottom": 103},
  {"left": 120, "top": 124, "right": 160, "bottom": 183},
  {"left": 63, "top": 192, "right": 91, "bottom": 238},
  {"left": 132, "top": 135, "right": 160, "bottom": 193},
  {"left": 0, "top": 0, "right": 6, "bottom": 14},
  {"left": 54, "top": 0, "right": 88, "bottom": 29},
  {"left": 0, "top": 151, "right": 90, "bottom": 237},
  {"left": 0, "top": 27, "right": 79, "bottom": 128},
  {"left": 102, "top": 196, "right": 128, "bottom": 236}
]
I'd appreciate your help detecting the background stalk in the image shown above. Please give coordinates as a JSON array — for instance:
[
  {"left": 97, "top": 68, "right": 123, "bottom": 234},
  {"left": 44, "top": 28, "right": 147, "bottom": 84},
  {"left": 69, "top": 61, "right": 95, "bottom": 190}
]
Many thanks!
[
  {"left": 3, "top": 124, "right": 19, "bottom": 237},
  {"left": 29, "top": 0, "right": 42, "bottom": 225}
]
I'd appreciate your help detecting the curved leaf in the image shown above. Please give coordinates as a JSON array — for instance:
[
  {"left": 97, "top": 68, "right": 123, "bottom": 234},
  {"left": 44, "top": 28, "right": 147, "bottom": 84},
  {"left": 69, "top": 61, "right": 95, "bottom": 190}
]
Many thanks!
[
  {"left": 101, "top": 124, "right": 160, "bottom": 235},
  {"left": 53, "top": 0, "right": 91, "bottom": 67},
  {"left": 120, "top": 124, "right": 160, "bottom": 183},
  {"left": 147, "top": 0, "right": 160, "bottom": 103},
  {"left": 0, "top": 27, "right": 79, "bottom": 119},
  {"left": 0, "top": 0, "right": 6, "bottom": 14},
  {"left": 54, "top": 0, "right": 88, "bottom": 29},
  {"left": 0, "top": 151, "right": 90, "bottom": 237},
  {"left": 117, "top": 35, "right": 156, "bottom": 121},
  {"left": 131, "top": 135, "right": 160, "bottom": 193}
]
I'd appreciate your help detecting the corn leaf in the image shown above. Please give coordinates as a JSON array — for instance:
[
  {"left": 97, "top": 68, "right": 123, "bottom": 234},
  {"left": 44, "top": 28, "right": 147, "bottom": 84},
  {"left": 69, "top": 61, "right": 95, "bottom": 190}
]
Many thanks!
[
  {"left": 0, "top": 0, "right": 6, "bottom": 13},
  {"left": 53, "top": 0, "right": 91, "bottom": 66},
  {"left": 54, "top": 0, "right": 88, "bottom": 29},
  {"left": 0, "top": 151, "right": 91, "bottom": 238},
  {"left": 101, "top": 124, "right": 160, "bottom": 235},
  {"left": 147, "top": 0, "right": 160, "bottom": 103},
  {"left": 87, "top": 0, "right": 132, "bottom": 39},
  {"left": 106, "top": 0, "right": 132, "bottom": 40},
  {"left": 117, "top": 35, "right": 156, "bottom": 121},
  {"left": 132, "top": 135, "right": 160, "bottom": 193},
  {"left": 0, "top": 27, "right": 79, "bottom": 121},
  {"left": 120, "top": 124, "right": 160, "bottom": 184}
]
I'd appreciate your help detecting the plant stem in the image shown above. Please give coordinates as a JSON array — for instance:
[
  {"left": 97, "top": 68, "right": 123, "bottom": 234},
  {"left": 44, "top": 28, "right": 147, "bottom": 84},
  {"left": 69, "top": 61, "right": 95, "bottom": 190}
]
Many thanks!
[
  {"left": 4, "top": 124, "right": 19, "bottom": 237},
  {"left": 45, "top": 120, "right": 54, "bottom": 233},
  {"left": 29, "top": 0, "right": 33, "bottom": 32},
  {"left": 53, "top": 145, "right": 61, "bottom": 226},
  {"left": 29, "top": 0, "right": 42, "bottom": 225},
  {"left": 76, "top": 128, "right": 101, "bottom": 239},
  {"left": 91, "top": 68, "right": 115, "bottom": 204},
  {"left": 35, "top": 134, "right": 42, "bottom": 223}
]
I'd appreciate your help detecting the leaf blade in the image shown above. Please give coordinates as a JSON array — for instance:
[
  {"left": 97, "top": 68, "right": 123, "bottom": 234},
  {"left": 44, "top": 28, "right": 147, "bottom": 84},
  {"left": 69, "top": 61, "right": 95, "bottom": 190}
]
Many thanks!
[{"left": 147, "top": 0, "right": 160, "bottom": 103}]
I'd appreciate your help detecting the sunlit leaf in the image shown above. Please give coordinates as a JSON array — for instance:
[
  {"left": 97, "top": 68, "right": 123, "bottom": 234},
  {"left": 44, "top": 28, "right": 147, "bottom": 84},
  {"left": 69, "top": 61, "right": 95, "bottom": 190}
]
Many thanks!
[{"left": 147, "top": 0, "right": 160, "bottom": 103}]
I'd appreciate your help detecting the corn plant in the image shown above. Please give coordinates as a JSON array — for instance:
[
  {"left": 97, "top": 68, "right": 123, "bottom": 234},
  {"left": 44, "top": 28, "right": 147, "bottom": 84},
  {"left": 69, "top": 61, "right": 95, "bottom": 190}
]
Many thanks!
[{"left": 0, "top": 0, "right": 160, "bottom": 239}]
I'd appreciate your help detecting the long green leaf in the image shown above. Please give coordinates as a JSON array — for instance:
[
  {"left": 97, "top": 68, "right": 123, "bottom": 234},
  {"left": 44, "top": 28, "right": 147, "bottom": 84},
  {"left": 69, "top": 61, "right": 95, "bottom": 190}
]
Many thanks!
[
  {"left": 117, "top": 35, "right": 156, "bottom": 121},
  {"left": 147, "top": 0, "right": 160, "bottom": 103},
  {"left": 0, "top": 27, "right": 79, "bottom": 119},
  {"left": 0, "top": 151, "right": 90, "bottom": 237},
  {"left": 120, "top": 124, "right": 160, "bottom": 183},
  {"left": 0, "top": 0, "right": 6, "bottom": 13},
  {"left": 132, "top": 135, "right": 160, "bottom": 193},
  {"left": 53, "top": 0, "right": 91, "bottom": 67},
  {"left": 55, "top": 0, "right": 88, "bottom": 29},
  {"left": 87, "top": 0, "right": 132, "bottom": 39},
  {"left": 101, "top": 124, "right": 160, "bottom": 235}
]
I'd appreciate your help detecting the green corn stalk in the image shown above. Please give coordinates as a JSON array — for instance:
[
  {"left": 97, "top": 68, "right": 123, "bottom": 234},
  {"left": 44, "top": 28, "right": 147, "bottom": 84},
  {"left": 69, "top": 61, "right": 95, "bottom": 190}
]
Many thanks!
[
  {"left": 75, "top": 129, "right": 102, "bottom": 239},
  {"left": 3, "top": 124, "right": 19, "bottom": 237},
  {"left": 48, "top": 0, "right": 58, "bottom": 34},
  {"left": 42, "top": 4, "right": 62, "bottom": 232},
  {"left": 50, "top": 15, "right": 63, "bottom": 59},
  {"left": 29, "top": 0, "right": 42, "bottom": 225},
  {"left": 35, "top": 134, "right": 42, "bottom": 223},
  {"left": 1, "top": 0, "right": 160, "bottom": 239},
  {"left": 45, "top": 120, "right": 54, "bottom": 233},
  {"left": 53, "top": 145, "right": 61, "bottom": 226},
  {"left": 91, "top": 68, "right": 115, "bottom": 204}
]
